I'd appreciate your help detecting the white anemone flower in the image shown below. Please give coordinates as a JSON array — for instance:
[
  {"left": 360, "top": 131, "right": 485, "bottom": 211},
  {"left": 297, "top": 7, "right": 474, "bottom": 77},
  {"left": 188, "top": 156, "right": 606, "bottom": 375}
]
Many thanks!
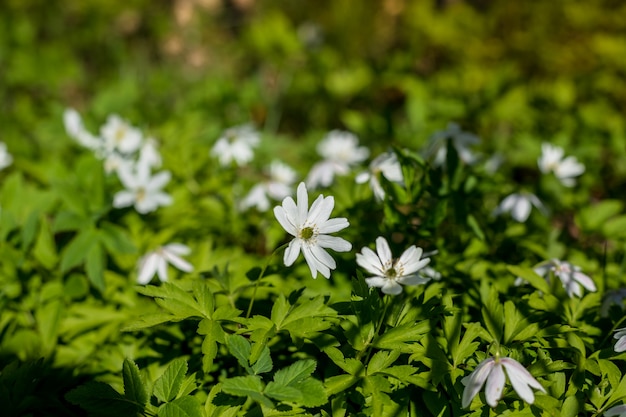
[
  {"left": 137, "top": 243, "right": 193, "bottom": 284},
  {"left": 356, "top": 151, "right": 404, "bottom": 201},
  {"left": 494, "top": 192, "right": 545, "bottom": 222},
  {"left": 211, "top": 124, "right": 260, "bottom": 167},
  {"left": 613, "top": 328, "right": 626, "bottom": 353},
  {"left": 462, "top": 356, "right": 545, "bottom": 408},
  {"left": 0, "top": 142, "right": 13, "bottom": 170},
  {"left": 606, "top": 405, "right": 626, "bottom": 417},
  {"left": 530, "top": 259, "right": 596, "bottom": 298},
  {"left": 537, "top": 143, "right": 585, "bottom": 187},
  {"left": 356, "top": 237, "right": 431, "bottom": 295},
  {"left": 113, "top": 163, "right": 173, "bottom": 214},
  {"left": 240, "top": 161, "right": 297, "bottom": 211},
  {"left": 273, "top": 182, "right": 351, "bottom": 279},
  {"left": 100, "top": 114, "right": 143, "bottom": 155},
  {"left": 306, "top": 130, "right": 369, "bottom": 188},
  {"left": 424, "top": 122, "right": 480, "bottom": 167},
  {"left": 138, "top": 137, "right": 162, "bottom": 169}
]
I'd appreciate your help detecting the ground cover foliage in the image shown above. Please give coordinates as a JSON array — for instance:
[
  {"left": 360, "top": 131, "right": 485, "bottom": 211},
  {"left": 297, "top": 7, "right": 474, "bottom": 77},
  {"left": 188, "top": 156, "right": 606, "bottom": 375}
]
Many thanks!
[{"left": 1, "top": 0, "right": 626, "bottom": 416}]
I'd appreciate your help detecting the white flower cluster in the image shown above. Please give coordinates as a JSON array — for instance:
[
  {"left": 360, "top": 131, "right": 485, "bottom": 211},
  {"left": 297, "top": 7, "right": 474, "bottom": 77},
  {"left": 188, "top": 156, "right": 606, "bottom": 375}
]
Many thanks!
[
  {"left": 0, "top": 142, "right": 13, "bottom": 171},
  {"left": 64, "top": 108, "right": 171, "bottom": 214}
]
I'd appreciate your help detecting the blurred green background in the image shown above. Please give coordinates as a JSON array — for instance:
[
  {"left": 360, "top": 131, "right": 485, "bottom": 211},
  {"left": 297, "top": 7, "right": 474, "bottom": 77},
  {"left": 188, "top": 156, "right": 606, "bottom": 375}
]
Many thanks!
[{"left": 1, "top": 0, "right": 625, "bottom": 184}]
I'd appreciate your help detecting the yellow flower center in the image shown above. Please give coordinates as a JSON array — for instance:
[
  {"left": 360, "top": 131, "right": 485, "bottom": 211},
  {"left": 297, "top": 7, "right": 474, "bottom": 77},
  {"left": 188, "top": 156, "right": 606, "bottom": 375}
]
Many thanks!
[{"left": 300, "top": 226, "right": 315, "bottom": 240}]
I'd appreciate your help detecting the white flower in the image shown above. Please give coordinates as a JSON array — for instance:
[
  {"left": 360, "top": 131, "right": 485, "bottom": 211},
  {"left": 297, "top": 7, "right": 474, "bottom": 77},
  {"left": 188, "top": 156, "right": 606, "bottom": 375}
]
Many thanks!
[
  {"left": 462, "top": 356, "right": 545, "bottom": 408},
  {"left": 532, "top": 259, "right": 596, "bottom": 298},
  {"left": 613, "top": 328, "right": 626, "bottom": 353},
  {"left": 211, "top": 124, "right": 260, "bottom": 167},
  {"left": 63, "top": 108, "right": 103, "bottom": 152},
  {"left": 356, "top": 237, "right": 431, "bottom": 295},
  {"left": 356, "top": 152, "right": 404, "bottom": 201},
  {"left": 538, "top": 143, "right": 585, "bottom": 187},
  {"left": 420, "top": 266, "right": 442, "bottom": 281},
  {"left": 100, "top": 114, "right": 143, "bottom": 155},
  {"left": 273, "top": 182, "right": 351, "bottom": 279},
  {"left": 0, "top": 142, "right": 13, "bottom": 170},
  {"left": 113, "top": 163, "right": 172, "bottom": 214},
  {"left": 601, "top": 289, "right": 626, "bottom": 317},
  {"left": 494, "top": 192, "right": 545, "bottom": 222},
  {"left": 240, "top": 161, "right": 297, "bottom": 211},
  {"left": 137, "top": 243, "right": 193, "bottom": 284},
  {"left": 606, "top": 405, "right": 626, "bottom": 417},
  {"left": 306, "top": 130, "right": 369, "bottom": 188},
  {"left": 424, "top": 122, "right": 480, "bottom": 167}
]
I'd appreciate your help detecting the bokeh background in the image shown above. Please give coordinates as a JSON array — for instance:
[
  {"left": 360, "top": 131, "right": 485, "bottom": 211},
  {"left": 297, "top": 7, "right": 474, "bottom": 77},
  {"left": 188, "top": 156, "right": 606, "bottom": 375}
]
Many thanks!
[{"left": 2, "top": 0, "right": 626, "bottom": 182}]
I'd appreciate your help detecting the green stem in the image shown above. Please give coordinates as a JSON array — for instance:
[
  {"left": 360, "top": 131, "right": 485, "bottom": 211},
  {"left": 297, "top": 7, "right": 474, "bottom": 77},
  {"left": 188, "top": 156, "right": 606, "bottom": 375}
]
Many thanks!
[
  {"left": 357, "top": 294, "right": 392, "bottom": 364},
  {"left": 245, "top": 242, "right": 289, "bottom": 319}
]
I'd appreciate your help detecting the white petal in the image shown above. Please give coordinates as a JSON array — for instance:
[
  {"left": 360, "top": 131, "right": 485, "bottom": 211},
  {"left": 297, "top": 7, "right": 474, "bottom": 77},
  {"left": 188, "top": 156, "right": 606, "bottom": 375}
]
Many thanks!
[
  {"left": 274, "top": 205, "right": 298, "bottom": 236},
  {"left": 113, "top": 191, "right": 136, "bottom": 208},
  {"left": 148, "top": 170, "right": 171, "bottom": 191},
  {"left": 310, "top": 244, "right": 336, "bottom": 270},
  {"left": 318, "top": 217, "right": 349, "bottom": 234},
  {"left": 396, "top": 274, "right": 430, "bottom": 286},
  {"left": 502, "top": 358, "right": 545, "bottom": 404},
  {"left": 364, "top": 276, "right": 387, "bottom": 288},
  {"left": 605, "top": 405, "right": 626, "bottom": 417},
  {"left": 614, "top": 336, "right": 626, "bottom": 353},
  {"left": 137, "top": 253, "right": 159, "bottom": 284},
  {"left": 512, "top": 197, "right": 532, "bottom": 222},
  {"left": 485, "top": 362, "right": 505, "bottom": 407},
  {"left": 296, "top": 182, "right": 309, "bottom": 224},
  {"left": 381, "top": 281, "right": 404, "bottom": 295},
  {"left": 375, "top": 237, "right": 393, "bottom": 266},
  {"left": 308, "top": 195, "right": 334, "bottom": 226},
  {"left": 165, "top": 243, "right": 191, "bottom": 256},
  {"left": 301, "top": 244, "right": 329, "bottom": 278},
  {"left": 163, "top": 250, "right": 193, "bottom": 273},
  {"left": 573, "top": 271, "right": 596, "bottom": 292},
  {"left": 357, "top": 247, "right": 385, "bottom": 276},
  {"left": 156, "top": 257, "right": 169, "bottom": 282},
  {"left": 283, "top": 239, "right": 301, "bottom": 267},
  {"left": 316, "top": 235, "right": 352, "bottom": 252},
  {"left": 462, "top": 358, "right": 495, "bottom": 408}
]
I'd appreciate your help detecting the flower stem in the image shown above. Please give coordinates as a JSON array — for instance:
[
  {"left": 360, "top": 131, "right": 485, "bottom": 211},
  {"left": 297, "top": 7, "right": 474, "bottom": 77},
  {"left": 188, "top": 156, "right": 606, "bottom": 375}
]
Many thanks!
[{"left": 245, "top": 242, "right": 288, "bottom": 319}]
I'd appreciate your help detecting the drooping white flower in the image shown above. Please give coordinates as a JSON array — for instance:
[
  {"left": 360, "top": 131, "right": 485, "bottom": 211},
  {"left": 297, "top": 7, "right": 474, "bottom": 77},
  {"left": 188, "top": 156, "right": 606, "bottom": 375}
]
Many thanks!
[
  {"left": 538, "top": 143, "right": 585, "bottom": 187},
  {"left": 601, "top": 289, "right": 626, "bottom": 317},
  {"left": 462, "top": 356, "right": 545, "bottom": 408},
  {"left": 273, "top": 182, "right": 351, "bottom": 279},
  {"left": 0, "top": 142, "right": 13, "bottom": 170},
  {"left": 100, "top": 114, "right": 143, "bottom": 155},
  {"left": 355, "top": 151, "right": 404, "bottom": 201},
  {"left": 532, "top": 259, "right": 596, "bottom": 298},
  {"left": 63, "top": 108, "right": 104, "bottom": 152},
  {"left": 613, "top": 328, "right": 626, "bottom": 353},
  {"left": 211, "top": 124, "right": 260, "bottom": 167},
  {"left": 113, "top": 163, "right": 172, "bottom": 214},
  {"left": 424, "top": 122, "right": 480, "bottom": 167},
  {"left": 240, "top": 161, "right": 297, "bottom": 211},
  {"left": 606, "top": 405, "right": 626, "bottom": 417},
  {"left": 306, "top": 130, "right": 369, "bottom": 188},
  {"left": 137, "top": 243, "right": 193, "bottom": 284},
  {"left": 356, "top": 236, "right": 431, "bottom": 295},
  {"left": 494, "top": 192, "right": 545, "bottom": 222}
]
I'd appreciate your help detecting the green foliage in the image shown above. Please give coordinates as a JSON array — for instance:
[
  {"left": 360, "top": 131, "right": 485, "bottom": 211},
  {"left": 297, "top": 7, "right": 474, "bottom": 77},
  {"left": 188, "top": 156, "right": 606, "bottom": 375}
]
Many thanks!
[{"left": 2, "top": 0, "right": 626, "bottom": 415}]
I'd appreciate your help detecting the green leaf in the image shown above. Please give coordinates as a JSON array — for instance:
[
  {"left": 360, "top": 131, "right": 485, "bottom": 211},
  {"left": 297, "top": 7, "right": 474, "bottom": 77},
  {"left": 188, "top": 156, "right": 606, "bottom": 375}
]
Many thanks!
[
  {"left": 324, "top": 374, "right": 359, "bottom": 396},
  {"left": 250, "top": 343, "right": 273, "bottom": 375},
  {"left": 122, "top": 313, "right": 179, "bottom": 332},
  {"left": 66, "top": 381, "right": 139, "bottom": 416},
  {"left": 32, "top": 214, "right": 57, "bottom": 268},
  {"left": 60, "top": 228, "right": 98, "bottom": 272},
  {"left": 222, "top": 375, "right": 274, "bottom": 409},
  {"left": 323, "top": 347, "right": 364, "bottom": 376},
  {"left": 85, "top": 241, "right": 105, "bottom": 291},
  {"left": 99, "top": 222, "right": 136, "bottom": 254},
  {"left": 192, "top": 280, "right": 214, "bottom": 318},
  {"left": 507, "top": 264, "right": 550, "bottom": 294},
  {"left": 273, "top": 359, "right": 316, "bottom": 387},
  {"left": 123, "top": 359, "right": 148, "bottom": 408},
  {"left": 153, "top": 358, "right": 188, "bottom": 403},
  {"left": 372, "top": 321, "right": 430, "bottom": 351},
  {"left": 226, "top": 334, "right": 253, "bottom": 374},
  {"left": 159, "top": 396, "right": 203, "bottom": 417},
  {"left": 137, "top": 282, "right": 206, "bottom": 319}
]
